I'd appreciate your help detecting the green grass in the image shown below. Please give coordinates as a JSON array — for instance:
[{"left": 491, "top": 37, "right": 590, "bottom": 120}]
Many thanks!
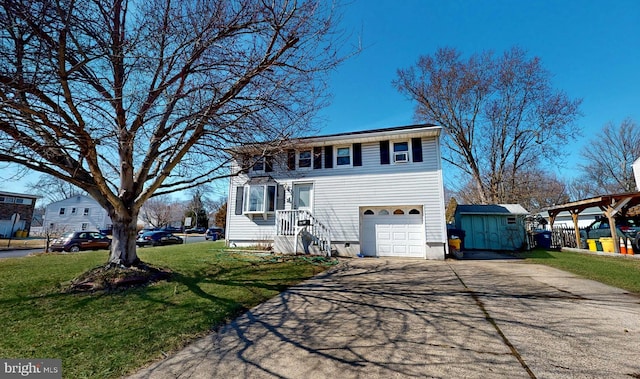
[
  {"left": 520, "top": 249, "right": 640, "bottom": 294},
  {"left": 0, "top": 242, "right": 334, "bottom": 378}
]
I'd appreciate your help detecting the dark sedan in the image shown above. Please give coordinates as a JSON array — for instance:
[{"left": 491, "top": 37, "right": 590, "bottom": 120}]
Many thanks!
[
  {"left": 185, "top": 227, "right": 206, "bottom": 234},
  {"left": 50, "top": 231, "right": 111, "bottom": 252},
  {"left": 136, "top": 231, "right": 183, "bottom": 247}
]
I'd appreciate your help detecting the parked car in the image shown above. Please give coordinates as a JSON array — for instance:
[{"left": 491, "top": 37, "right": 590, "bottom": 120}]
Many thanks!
[
  {"left": 580, "top": 217, "right": 638, "bottom": 240},
  {"left": 137, "top": 227, "right": 158, "bottom": 236},
  {"left": 206, "top": 227, "right": 224, "bottom": 241},
  {"left": 159, "top": 226, "right": 183, "bottom": 233},
  {"left": 136, "top": 231, "right": 183, "bottom": 247},
  {"left": 50, "top": 231, "right": 111, "bottom": 252},
  {"left": 99, "top": 226, "right": 113, "bottom": 235},
  {"left": 185, "top": 227, "right": 206, "bottom": 234}
]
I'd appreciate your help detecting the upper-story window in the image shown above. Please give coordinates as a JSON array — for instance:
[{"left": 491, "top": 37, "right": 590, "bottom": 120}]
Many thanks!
[
  {"left": 59, "top": 208, "right": 66, "bottom": 215},
  {"left": 298, "top": 150, "right": 312, "bottom": 168},
  {"left": 252, "top": 155, "right": 265, "bottom": 171},
  {"left": 393, "top": 142, "right": 409, "bottom": 163},
  {"left": 336, "top": 146, "right": 351, "bottom": 166},
  {"left": 71, "top": 207, "right": 77, "bottom": 215},
  {"left": 83, "top": 208, "right": 90, "bottom": 216}
]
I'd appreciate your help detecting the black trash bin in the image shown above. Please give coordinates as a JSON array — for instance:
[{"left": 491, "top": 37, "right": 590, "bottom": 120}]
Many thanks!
[{"left": 534, "top": 230, "right": 552, "bottom": 249}]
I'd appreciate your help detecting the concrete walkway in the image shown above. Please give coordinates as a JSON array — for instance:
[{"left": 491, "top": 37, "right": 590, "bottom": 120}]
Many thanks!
[{"left": 127, "top": 257, "right": 640, "bottom": 379}]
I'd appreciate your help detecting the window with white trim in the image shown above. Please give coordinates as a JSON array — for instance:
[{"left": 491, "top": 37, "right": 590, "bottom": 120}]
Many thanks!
[
  {"left": 59, "top": 208, "right": 66, "bottom": 215},
  {"left": 393, "top": 142, "right": 409, "bottom": 163},
  {"left": 81, "top": 223, "right": 89, "bottom": 230},
  {"left": 252, "top": 155, "right": 265, "bottom": 171},
  {"left": 83, "top": 208, "right": 90, "bottom": 216},
  {"left": 336, "top": 146, "right": 351, "bottom": 166},
  {"left": 0, "top": 196, "right": 15, "bottom": 203},
  {"left": 243, "top": 184, "right": 277, "bottom": 214},
  {"left": 298, "top": 150, "right": 312, "bottom": 168},
  {"left": 71, "top": 208, "right": 77, "bottom": 215}
]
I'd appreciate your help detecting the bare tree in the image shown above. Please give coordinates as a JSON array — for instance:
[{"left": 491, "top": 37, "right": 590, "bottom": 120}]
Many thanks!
[
  {"left": 212, "top": 200, "right": 227, "bottom": 229},
  {"left": 184, "top": 188, "right": 208, "bottom": 228},
  {"left": 395, "top": 47, "right": 582, "bottom": 204},
  {"left": 28, "top": 174, "right": 86, "bottom": 204},
  {"left": 0, "top": 0, "right": 346, "bottom": 266},
  {"left": 502, "top": 167, "right": 569, "bottom": 213},
  {"left": 578, "top": 118, "right": 640, "bottom": 195},
  {"left": 139, "top": 194, "right": 180, "bottom": 229},
  {"left": 565, "top": 177, "right": 599, "bottom": 201},
  {"left": 453, "top": 166, "right": 569, "bottom": 213}
]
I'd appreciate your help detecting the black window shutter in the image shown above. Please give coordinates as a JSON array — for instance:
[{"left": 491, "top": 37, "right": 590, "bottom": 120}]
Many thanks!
[
  {"left": 411, "top": 137, "right": 423, "bottom": 162},
  {"left": 380, "top": 141, "right": 390, "bottom": 165},
  {"left": 240, "top": 154, "right": 250, "bottom": 173},
  {"left": 353, "top": 143, "right": 362, "bottom": 166},
  {"left": 287, "top": 150, "right": 296, "bottom": 170},
  {"left": 276, "top": 185, "right": 285, "bottom": 210},
  {"left": 265, "top": 156, "right": 273, "bottom": 172},
  {"left": 313, "top": 147, "right": 322, "bottom": 169},
  {"left": 324, "top": 145, "right": 333, "bottom": 168},
  {"left": 234, "top": 187, "right": 244, "bottom": 215}
]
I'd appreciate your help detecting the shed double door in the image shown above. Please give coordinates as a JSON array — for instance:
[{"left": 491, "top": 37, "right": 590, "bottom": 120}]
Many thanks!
[{"left": 460, "top": 216, "right": 500, "bottom": 250}]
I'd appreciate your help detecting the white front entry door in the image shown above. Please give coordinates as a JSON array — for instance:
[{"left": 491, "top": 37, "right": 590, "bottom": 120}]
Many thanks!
[{"left": 293, "top": 183, "right": 313, "bottom": 211}]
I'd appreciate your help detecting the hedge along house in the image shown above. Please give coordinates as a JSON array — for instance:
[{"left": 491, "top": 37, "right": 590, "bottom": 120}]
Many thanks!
[
  {"left": 225, "top": 124, "right": 448, "bottom": 259},
  {"left": 454, "top": 204, "right": 529, "bottom": 251}
]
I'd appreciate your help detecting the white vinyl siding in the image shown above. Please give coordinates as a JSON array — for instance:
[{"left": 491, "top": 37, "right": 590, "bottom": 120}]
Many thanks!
[
  {"left": 226, "top": 133, "right": 446, "bottom": 257},
  {"left": 44, "top": 195, "right": 111, "bottom": 232}
]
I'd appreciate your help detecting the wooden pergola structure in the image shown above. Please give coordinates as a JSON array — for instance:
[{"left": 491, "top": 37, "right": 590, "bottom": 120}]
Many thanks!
[{"left": 544, "top": 192, "right": 640, "bottom": 254}]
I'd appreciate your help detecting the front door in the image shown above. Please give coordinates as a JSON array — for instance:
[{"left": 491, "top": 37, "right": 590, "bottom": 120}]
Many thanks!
[{"left": 293, "top": 183, "right": 313, "bottom": 211}]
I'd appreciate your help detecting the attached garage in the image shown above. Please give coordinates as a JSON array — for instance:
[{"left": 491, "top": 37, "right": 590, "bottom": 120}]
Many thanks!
[{"left": 360, "top": 206, "right": 425, "bottom": 257}]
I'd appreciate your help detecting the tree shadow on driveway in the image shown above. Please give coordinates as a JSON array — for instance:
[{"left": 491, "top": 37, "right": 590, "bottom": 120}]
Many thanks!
[{"left": 129, "top": 258, "right": 640, "bottom": 379}]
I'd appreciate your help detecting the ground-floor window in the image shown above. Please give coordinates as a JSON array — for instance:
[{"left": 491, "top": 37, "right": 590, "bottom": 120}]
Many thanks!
[{"left": 243, "top": 184, "right": 276, "bottom": 214}]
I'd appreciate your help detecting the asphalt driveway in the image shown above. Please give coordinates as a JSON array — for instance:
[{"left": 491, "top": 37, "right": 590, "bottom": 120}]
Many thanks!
[{"left": 128, "top": 256, "right": 640, "bottom": 379}]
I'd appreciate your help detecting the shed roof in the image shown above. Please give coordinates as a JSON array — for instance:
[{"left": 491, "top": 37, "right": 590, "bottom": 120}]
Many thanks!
[{"left": 456, "top": 204, "right": 529, "bottom": 215}]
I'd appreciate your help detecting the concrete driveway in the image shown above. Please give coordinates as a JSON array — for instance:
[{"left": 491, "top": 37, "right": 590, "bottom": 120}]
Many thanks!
[{"left": 128, "top": 256, "right": 640, "bottom": 379}]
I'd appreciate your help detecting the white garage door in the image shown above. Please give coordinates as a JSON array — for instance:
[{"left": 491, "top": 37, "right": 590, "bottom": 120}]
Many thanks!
[{"left": 361, "top": 207, "right": 425, "bottom": 258}]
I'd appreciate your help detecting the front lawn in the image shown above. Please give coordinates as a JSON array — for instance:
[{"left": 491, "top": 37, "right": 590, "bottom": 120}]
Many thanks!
[
  {"left": 0, "top": 242, "right": 335, "bottom": 378},
  {"left": 521, "top": 249, "right": 640, "bottom": 294}
]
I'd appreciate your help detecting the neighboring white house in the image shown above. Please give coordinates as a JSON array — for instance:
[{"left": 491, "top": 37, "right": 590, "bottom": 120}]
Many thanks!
[
  {"left": 225, "top": 124, "right": 448, "bottom": 260},
  {"left": 538, "top": 206, "right": 604, "bottom": 229},
  {"left": 44, "top": 195, "right": 111, "bottom": 233}
]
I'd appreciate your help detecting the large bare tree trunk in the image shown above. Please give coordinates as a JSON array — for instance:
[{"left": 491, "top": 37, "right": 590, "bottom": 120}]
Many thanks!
[
  {"left": 108, "top": 210, "right": 140, "bottom": 267},
  {"left": 0, "top": 0, "right": 344, "bottom": 272}
]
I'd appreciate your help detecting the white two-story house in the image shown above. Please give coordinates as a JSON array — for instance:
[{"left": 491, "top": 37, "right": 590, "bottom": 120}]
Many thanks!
[
  {"left": 225, "top": 124, "right": 447, "bottom": 260},
  {"left": 44, "top": 195, "right": 112, "bottom": 233}
]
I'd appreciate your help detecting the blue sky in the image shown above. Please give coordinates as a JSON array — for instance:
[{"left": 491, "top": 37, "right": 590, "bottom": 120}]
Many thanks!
[
  {"left": 318, "top": 0, "right": 640, "bottom": 189},
  {"left": 2, "top": 0, "right": 639, "bottom": 196}
]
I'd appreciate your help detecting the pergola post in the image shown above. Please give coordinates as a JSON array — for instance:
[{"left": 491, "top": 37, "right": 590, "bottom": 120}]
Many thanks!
[
  {"left": 570, "top": 210, "right": 581, "bottom": 248},
  {"left": 542, "top": 192, "right": 640, "bottom": 253}
]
